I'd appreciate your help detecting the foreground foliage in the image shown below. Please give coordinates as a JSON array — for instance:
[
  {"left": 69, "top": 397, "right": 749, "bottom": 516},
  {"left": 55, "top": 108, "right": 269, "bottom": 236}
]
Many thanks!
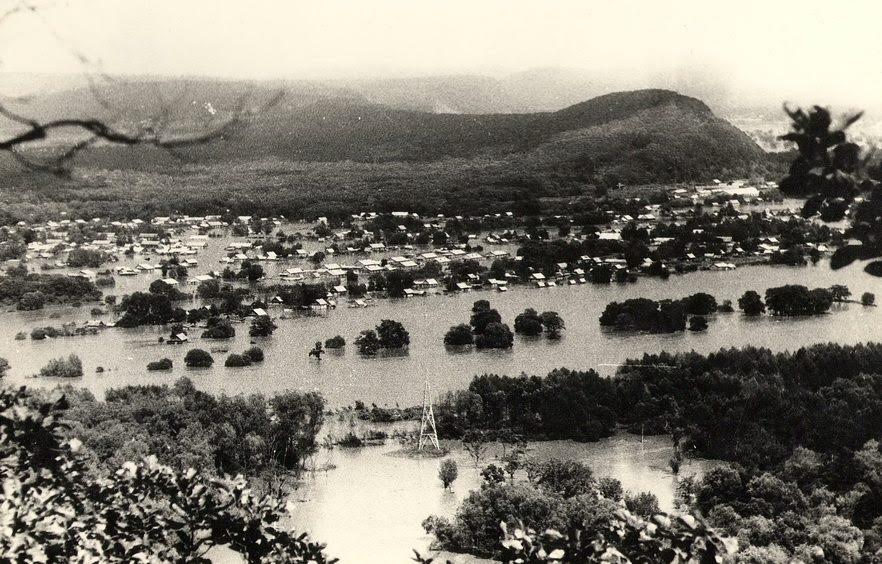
[{"left": 0, "top": 385, "right": 333, "bottom": 562}]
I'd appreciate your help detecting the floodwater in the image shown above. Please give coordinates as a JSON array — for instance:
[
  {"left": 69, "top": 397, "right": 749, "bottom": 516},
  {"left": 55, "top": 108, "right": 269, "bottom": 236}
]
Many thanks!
[
  {"left": 2, "top": 257, "right": 881, "bottom": 407},
  {"left": 3, "top": 223, "right": 880, "bottom": 563},
  {"left": 285, "top": 427, "right": 716, "bottom": 564}
]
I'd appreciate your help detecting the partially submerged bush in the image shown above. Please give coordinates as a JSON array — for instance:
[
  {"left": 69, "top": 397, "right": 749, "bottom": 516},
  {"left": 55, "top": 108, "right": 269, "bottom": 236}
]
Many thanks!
[
  {"left": 225, "top": 353, "right": 252, "bottom": 368},
  {"left": 39, "top": 355, "right": 83, "bottom": 378},
  {"left": 243, "top": 346, "right": 264, "bottom": 362},
  {"left": 184, "top": 348, "right": 213, "bottom": 368},
  {"left": 147, "top": 358, "right": 173, "bottom": 371},
  {"left": 324, "top": 335, "right": 346, "bottom": 349}
]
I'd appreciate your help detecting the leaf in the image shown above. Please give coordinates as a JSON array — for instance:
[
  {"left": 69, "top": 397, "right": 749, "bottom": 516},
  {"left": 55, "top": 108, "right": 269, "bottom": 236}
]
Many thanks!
[
  {"left": 830, "top": 245, "right": 864, "bottom": 270},
  {"left": 865, "top": 261, "right": 882, "bottom": 277}
]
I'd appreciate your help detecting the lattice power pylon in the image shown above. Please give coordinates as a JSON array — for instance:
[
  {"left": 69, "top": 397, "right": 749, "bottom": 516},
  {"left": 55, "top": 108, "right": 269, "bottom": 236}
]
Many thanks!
[{"left": 418, "top": 379, "right": 440, "bottom": 451}]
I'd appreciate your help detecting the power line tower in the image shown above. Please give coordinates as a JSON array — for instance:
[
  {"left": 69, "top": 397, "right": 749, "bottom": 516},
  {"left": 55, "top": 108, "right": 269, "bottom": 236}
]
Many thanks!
[{"left": 418, "top": 379, "right": 440, "bottom": 451}]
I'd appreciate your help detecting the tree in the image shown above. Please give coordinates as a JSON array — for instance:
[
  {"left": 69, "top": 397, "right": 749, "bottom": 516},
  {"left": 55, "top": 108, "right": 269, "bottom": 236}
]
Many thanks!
[
  {"left": 463, "top": 430, "right": 490, "bottom": 467},
  {"left": 472, "top": 299, "right": 491, "bottom": 313},
  {"left": 355, "top": 330, "right": 380, "bottom": 356},
  {"left": 384, "top": 270, "right": 415, "bottom": 298},
  {"left": 239, "top": 260, "right": 265, "bottom": 282},
  {"left": 439, "top": 459, "right": 458, "bottom": 490},
  {"left": 184, "top": 348, "right": 213, "bottom": 368},
  {"left": 739, "top": 290, "right": 766, "bottom": 315},
  {"left": 196, "top": 279, "right": 220, "bottom": 299},
  {"left": 0, "top": 357, "right": 9, "bottom": 379},
  {"left": 250, "top": 315, "right": 277, "bottom": 337},
  {"left": 470, "top": 308, "right": 502, "bottom": 334},
  {"left": 474, "top": 322, "right": 514, "bottom": 349},
  {"left": 514, "top": 308, "right": 543, "bottom": 336},
  {"left": 682, "top": 292, "right": 718, "bottom": 316},
  {"left": 862, "top": 292, "right": 876, "bottom": 306},
  {"left": 689, "top": 315, "right": 708, "bottom": 332},
  {"left": 779, "top": 105, "right": 861, "bottom": 222},
  {"left": 830, "top": 284, "right": 852, "bottom": 302},
  {"left": 244, "top": 346, "right": 265, "bottom": 362},
  {"left": 444, "top": 324, "right": 474, "bottom": 346},
  {"left": 202, "top": 317, "right": 235, "bottom": 339},
  {"left": 540, "top": 311, "right": 565, "bottom": 339},
  {"left": 375, "top": 319, "right": 410, "bottom": 349}
]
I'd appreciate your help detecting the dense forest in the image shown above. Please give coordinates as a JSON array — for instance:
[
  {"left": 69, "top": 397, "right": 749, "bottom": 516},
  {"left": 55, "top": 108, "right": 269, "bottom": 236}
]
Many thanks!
[{"left": 428, "top": 342, "right": 882, "bottom": 560}]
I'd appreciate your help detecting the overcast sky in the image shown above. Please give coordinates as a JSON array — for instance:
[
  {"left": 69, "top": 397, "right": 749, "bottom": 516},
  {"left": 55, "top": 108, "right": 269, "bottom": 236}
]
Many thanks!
[{"left": 2, "top": 0, "right": 881, "bottom": 108}]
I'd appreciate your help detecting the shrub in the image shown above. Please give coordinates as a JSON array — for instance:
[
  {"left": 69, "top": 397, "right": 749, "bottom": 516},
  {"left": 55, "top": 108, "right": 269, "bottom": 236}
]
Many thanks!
[
  {"left": 444, "top": 324, "right": 474, "bottom": 346},
  {"left": 17, "top": 291, "right": 46, "bottom": 311},
  {"left": 624, "top": 491, "right": 661, "bottom": 517},
  {"left": 95, "top": 276, "right": 115, "bottom": 288},
  {"left": 338, "top": 432, "right": 363, "bottom": 447},
  {"left": 39, "top": 355, "right": 83, "bottom": 378},
  {"left": 184, "top": 348, "right": 214, "bottom": 368},
  {"left": 598, "top": 477, "right": 624, "bottom": 501},
  {"left": 225, "top": 353, "right": 252, "bottom": 368},
  {"left": 324, "top": 335, "right": 346, "bottom": 349},
  {"left": 862, "top": 292, "right": 876, "bottom": 306},
  {"left": 243, "top": 346, "right": 264, "bottom": 362},
  {"left": 147, "top": 358, "right": 173, "bottom": 371}
]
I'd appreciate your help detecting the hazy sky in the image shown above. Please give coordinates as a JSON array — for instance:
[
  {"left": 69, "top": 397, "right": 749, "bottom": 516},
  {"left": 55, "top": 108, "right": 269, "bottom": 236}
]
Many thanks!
[{"left": 2, "top": 0, "right": 882, "bottom": 108}]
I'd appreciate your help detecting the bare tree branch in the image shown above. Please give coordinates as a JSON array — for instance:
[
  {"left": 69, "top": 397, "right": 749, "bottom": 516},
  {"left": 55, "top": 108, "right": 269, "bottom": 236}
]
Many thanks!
[{"left": 0, "top": 89, "right": 284, "bottom": 174}]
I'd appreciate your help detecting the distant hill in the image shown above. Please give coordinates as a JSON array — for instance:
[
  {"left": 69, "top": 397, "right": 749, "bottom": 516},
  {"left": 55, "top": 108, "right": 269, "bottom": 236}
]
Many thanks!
[
  {"left": 11, "top": 84, "right": 766, "bottom": 183},
  {"left": 0, "top": 81, "right": 773, "bottom": 222}
]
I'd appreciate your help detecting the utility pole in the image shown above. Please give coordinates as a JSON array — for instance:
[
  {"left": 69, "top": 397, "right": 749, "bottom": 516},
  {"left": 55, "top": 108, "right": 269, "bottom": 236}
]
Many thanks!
[{"left": 418, "top": 379, "right": 440, "bottom": 451}]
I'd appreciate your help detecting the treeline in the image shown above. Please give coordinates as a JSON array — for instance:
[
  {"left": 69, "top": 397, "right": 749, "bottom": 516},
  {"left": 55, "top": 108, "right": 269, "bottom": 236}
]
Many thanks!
[
  {"left": 0, "top": 266, "right": 101, "bottom": 310},
  {"left": 435, "top": 369, "right": 617, "bottom": 441},
  {"left": 599, "top": 284, "right": 861, "bottom": 333},
  {"left": 443, "top": 342, "right": 882, "bottom": 462},
  {"left": 599, "top": 292, "right": 717, "bottom": 333}
]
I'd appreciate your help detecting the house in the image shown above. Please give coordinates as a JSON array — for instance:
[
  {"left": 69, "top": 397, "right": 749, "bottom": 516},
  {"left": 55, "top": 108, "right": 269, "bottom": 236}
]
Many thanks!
[
  {"left": 168, "top": 333, "right": 189, "bottom": 344},
  {"left": 252, "top": 308, "right": 268, "bottom": 317}
]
